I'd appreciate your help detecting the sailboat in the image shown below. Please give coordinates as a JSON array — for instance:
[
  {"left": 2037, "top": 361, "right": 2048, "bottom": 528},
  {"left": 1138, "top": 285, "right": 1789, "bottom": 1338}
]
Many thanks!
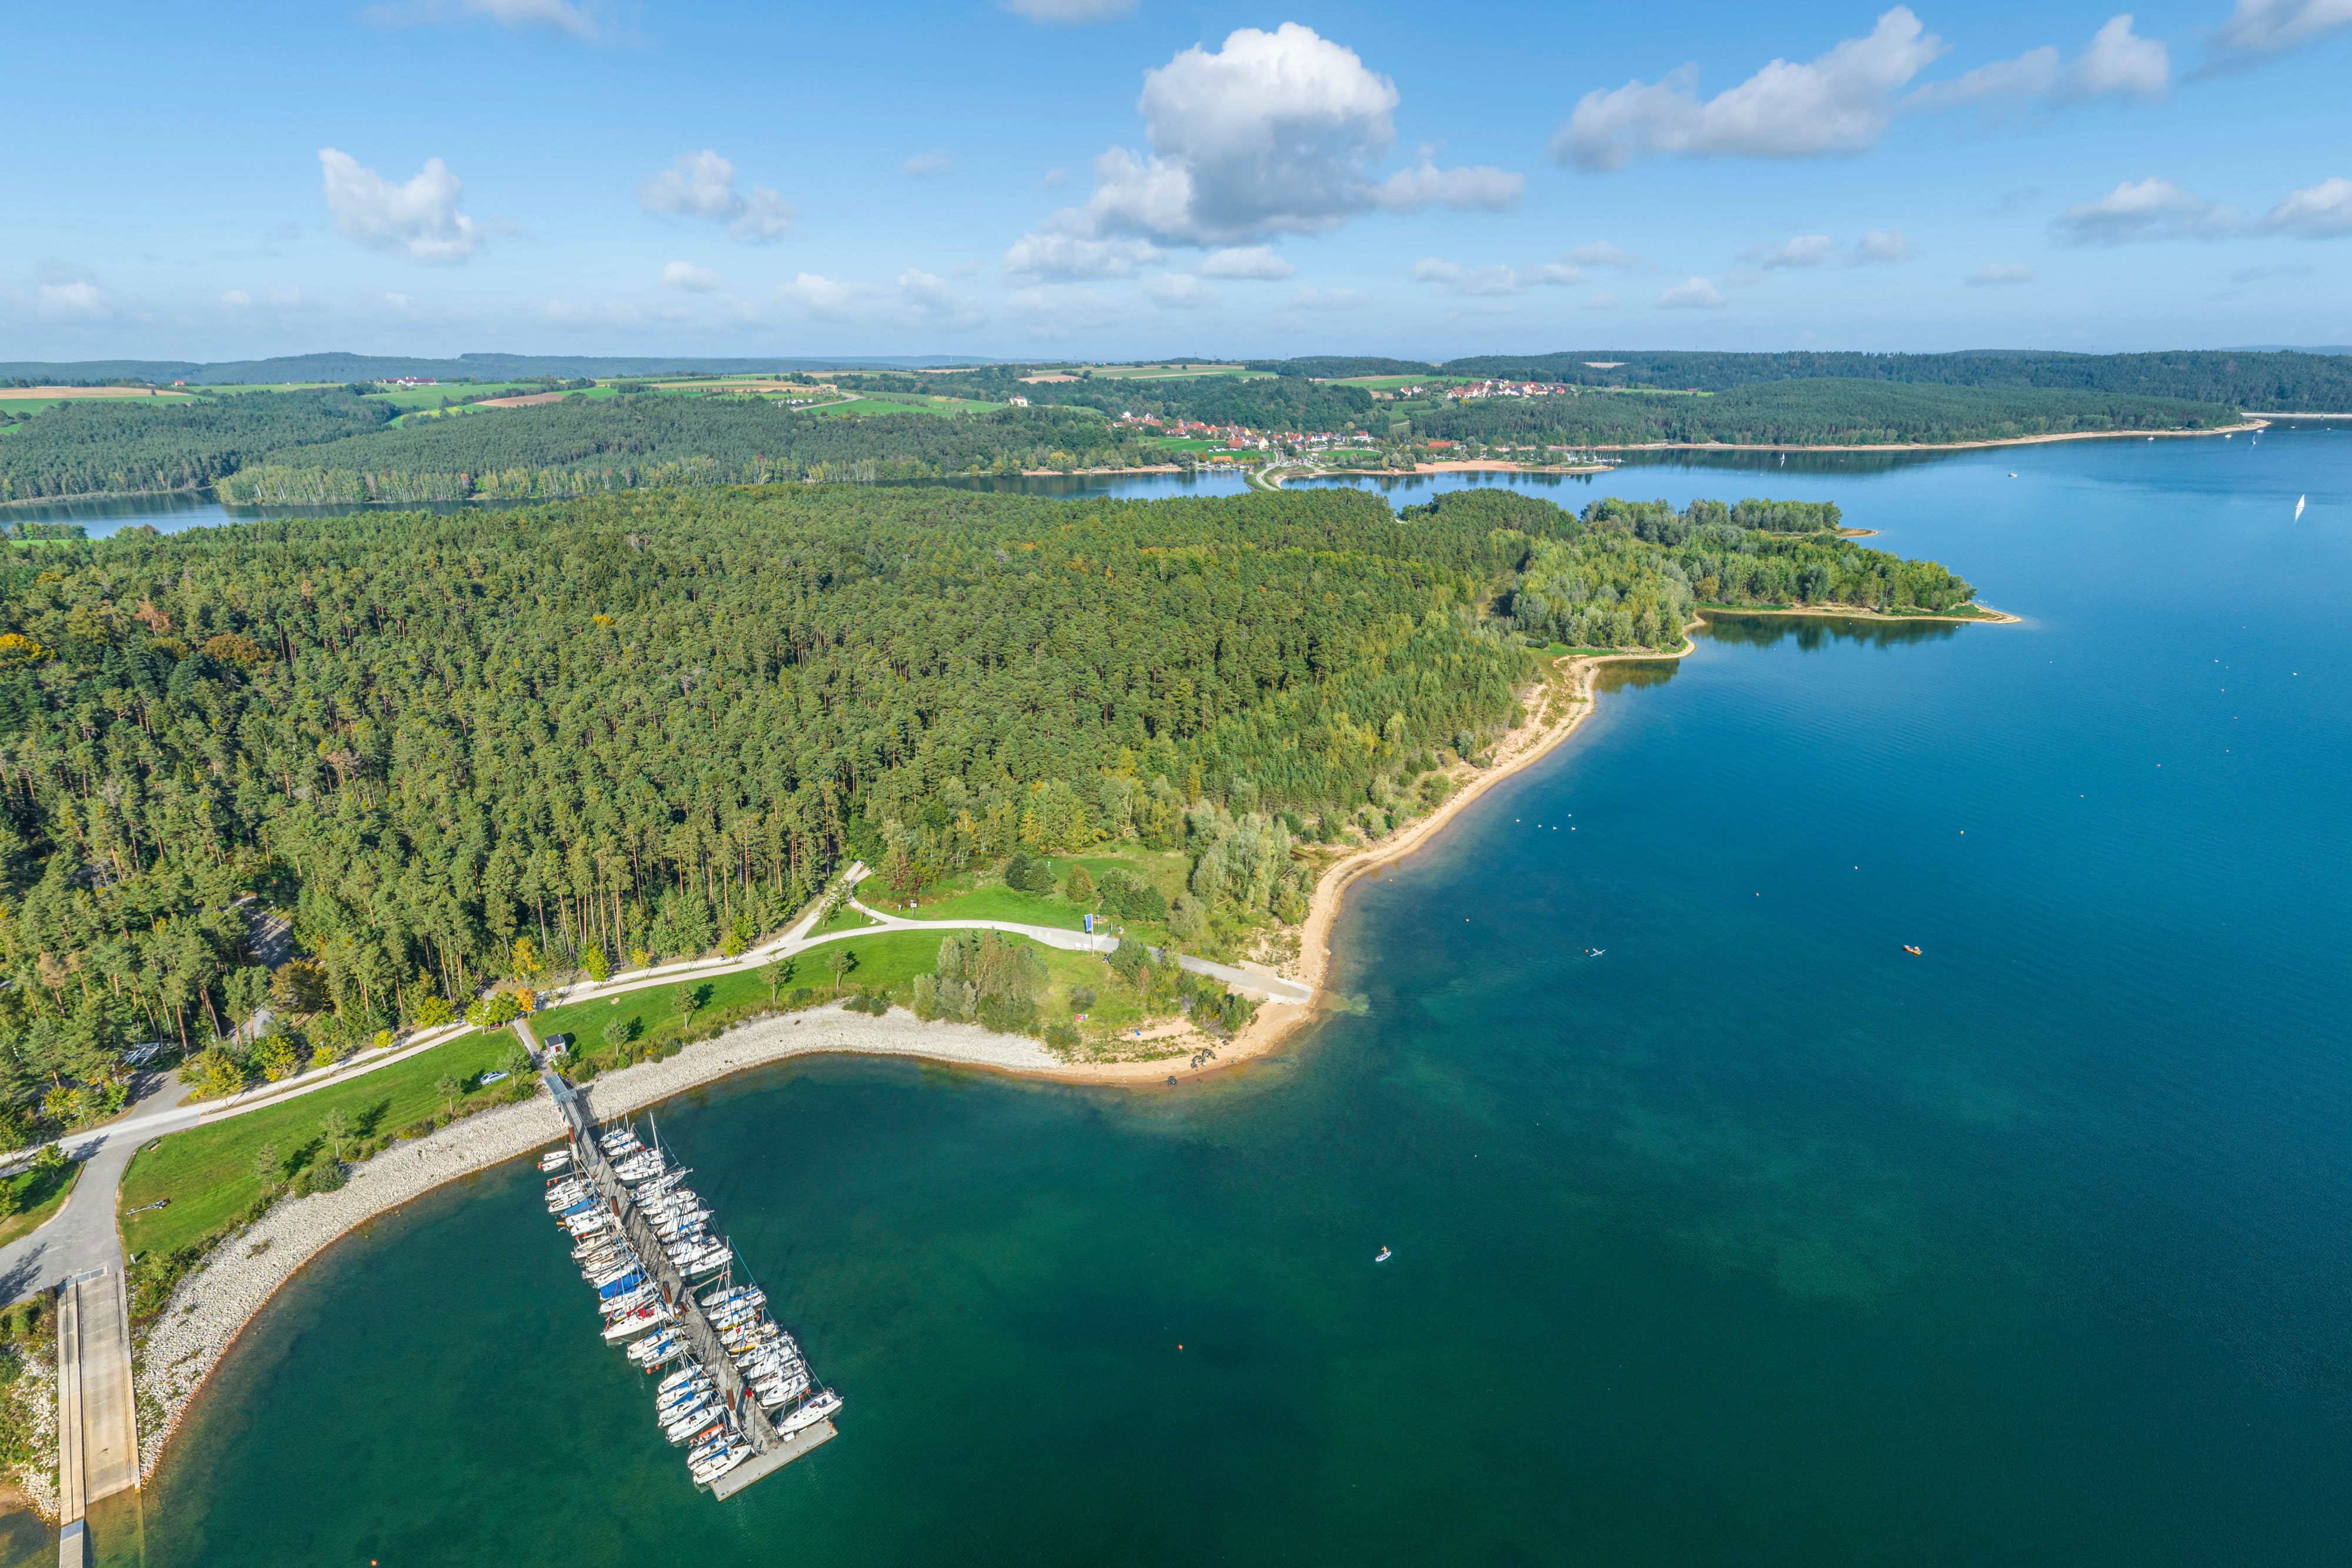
[{"left": 2295, "top": 494, "right": 2307, "bottom": 521}]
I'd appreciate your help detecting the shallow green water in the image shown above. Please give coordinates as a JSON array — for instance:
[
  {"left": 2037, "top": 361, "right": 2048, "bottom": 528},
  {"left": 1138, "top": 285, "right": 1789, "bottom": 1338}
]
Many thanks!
[{"left": 74, "top": 430, "right": 2352, "bottom": 1563}]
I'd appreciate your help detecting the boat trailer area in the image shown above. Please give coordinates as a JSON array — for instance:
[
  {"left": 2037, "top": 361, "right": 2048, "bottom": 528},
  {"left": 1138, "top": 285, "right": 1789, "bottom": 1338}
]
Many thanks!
[{"left": 542, "top": 1069, "right": 838, "bottom": 1497}]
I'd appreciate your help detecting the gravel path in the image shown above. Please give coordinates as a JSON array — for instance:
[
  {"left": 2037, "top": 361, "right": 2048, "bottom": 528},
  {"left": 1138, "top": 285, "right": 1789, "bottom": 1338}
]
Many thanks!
[{"left": 132, "top": 1005, "right": 1057, "bottom": 1479}]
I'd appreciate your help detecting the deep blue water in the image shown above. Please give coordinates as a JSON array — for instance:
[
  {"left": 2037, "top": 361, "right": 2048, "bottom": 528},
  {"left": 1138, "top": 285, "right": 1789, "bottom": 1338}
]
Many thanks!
[{"left": 22, "top": 428, "right": 2352, "bottom": 1565}]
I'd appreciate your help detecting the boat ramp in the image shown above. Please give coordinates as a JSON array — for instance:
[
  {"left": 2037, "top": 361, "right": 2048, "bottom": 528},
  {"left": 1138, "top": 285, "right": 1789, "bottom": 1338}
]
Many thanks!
[{"left": 540, "top": 1069, "right": 839, "bottom": 1497}]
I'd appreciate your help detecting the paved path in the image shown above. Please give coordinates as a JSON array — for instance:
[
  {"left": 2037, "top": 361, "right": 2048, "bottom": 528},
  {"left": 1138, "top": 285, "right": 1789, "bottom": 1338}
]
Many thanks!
[
  {"left": 0, "top": 860, "right": 1308, "bottom": 1288},
  {"left": 0, "top": 1072, "right": 194, "bottom": 1306}
]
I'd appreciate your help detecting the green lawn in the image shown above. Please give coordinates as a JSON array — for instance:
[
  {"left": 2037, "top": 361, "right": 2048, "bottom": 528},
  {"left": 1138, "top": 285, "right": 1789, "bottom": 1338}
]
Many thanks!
[
  {"left": 0, "top": 1159, "right": 82, "bottom": 1251},
  {"left": 118, "top": 1028, "right": 519, "bottom": 1261},
  {"left": 532, "top": 928, "right": 980, "bottom": 1068}
]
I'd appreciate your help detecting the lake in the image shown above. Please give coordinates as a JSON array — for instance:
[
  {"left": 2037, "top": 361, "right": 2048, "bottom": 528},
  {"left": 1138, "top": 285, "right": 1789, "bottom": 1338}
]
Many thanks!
[{"left": 24, "top": 428, "right": 2352, "bottom": 1564}]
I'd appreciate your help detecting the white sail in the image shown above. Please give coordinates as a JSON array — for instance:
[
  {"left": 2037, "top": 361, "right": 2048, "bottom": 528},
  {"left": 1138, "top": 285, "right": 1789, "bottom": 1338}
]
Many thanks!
[{"left": 2295, "top": 494, "right": 2306, "bottom": 521}]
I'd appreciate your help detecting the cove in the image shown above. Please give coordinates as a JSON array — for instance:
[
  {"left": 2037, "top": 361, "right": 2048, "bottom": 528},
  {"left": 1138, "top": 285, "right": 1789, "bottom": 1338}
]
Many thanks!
[{"left": 46, "top": 428, "right": 2352, "bottom": 1565}]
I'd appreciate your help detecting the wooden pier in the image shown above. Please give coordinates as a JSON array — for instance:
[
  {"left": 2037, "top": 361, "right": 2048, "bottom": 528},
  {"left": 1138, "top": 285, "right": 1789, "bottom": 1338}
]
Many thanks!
[{"left": 542, "top": 1069, "right": 830, "bottom": 1495}]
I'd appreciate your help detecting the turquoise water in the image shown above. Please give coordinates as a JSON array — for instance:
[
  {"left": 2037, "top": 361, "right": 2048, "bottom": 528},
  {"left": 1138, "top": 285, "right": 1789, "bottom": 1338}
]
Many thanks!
[{"left": 62, "top": 431, "right": 2352, "bottom": 1562}]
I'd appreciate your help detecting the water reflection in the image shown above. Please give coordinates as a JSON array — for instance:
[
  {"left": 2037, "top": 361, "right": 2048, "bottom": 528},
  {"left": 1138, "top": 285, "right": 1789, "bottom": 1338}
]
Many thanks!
[{"left": 1698, "top": 610, "right": 1962, "bottom": 653}]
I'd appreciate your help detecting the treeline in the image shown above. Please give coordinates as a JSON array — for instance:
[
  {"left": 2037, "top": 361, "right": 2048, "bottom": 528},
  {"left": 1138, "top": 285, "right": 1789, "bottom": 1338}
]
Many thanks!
[
  {"left": 1322, "top": 349, "right": 2346, "bottom": 411},
  {"left": 1409, "top": 489, "right": 1975, "bottom": 652},
  {"left": 0, "top": 389, "right": 389, "bottom": 500},
  {"left": 841, "top": 367, "right": 1382, "bottom": 434},
  {"left": 1411, "top": 379, "right": 2240, "bottom": 446},
  {"left": 218, "top": 400, "right": 1160, "bottom": 503}
]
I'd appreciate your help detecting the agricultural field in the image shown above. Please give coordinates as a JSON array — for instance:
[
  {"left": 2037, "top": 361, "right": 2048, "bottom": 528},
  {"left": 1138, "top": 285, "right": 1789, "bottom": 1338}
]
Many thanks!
[
  {"left": 1082, "top": 363, "right": 1268, "bottom": 381},
  {"left": 814, "top": 391, "right": 1003, "bottom": 418},
  {"left": 363, "top": 381, "right": 549, "bottom": 412}
]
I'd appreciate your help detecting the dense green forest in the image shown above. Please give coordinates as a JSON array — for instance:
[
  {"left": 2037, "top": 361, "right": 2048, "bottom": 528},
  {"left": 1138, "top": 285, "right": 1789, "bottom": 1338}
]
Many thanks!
[
  {"left": 1405, "top": 349, "right": 2352, "bottom": 410},
  {"left": 0, "top": 353, "right": 980, "bottom": 386},
  {"left": 860, "top": 366, "right": 1381, "bottom": 433},
  {"left": 217, "top": 399, "right": 1151, "bottom": 503},
  {"left": 0, "top": 483, "right": 1973, "bottom": 1140},
  {"left": 1409, "top": 379, "right": 2241, "bottom": 446},
  {"left": 0, "top": 389, "right": 389, "bottom": 501}
]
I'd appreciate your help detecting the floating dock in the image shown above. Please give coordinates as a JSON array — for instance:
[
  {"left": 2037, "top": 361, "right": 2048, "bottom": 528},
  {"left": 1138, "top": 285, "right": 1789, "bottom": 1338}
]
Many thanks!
[{"left": 542, "top": 1068, "right": 838, "bottom": 1496}]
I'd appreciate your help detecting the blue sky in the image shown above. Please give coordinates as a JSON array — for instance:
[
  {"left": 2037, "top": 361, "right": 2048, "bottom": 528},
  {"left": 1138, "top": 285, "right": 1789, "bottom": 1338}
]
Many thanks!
[{"left": 5, "top": 0, "right": 2348, "bottom": 361}]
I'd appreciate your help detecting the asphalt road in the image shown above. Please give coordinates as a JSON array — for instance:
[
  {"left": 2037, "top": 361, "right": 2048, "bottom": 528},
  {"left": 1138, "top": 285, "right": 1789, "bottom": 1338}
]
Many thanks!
[{"left": 0, "top": 1071, "right": 195, "bottom": 1306}]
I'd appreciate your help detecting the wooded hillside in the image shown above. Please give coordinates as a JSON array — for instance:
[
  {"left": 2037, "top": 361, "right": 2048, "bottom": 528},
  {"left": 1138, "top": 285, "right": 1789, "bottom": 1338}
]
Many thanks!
[{"left": 0, "top": 483, "right": 1974, "bottom": 1139}]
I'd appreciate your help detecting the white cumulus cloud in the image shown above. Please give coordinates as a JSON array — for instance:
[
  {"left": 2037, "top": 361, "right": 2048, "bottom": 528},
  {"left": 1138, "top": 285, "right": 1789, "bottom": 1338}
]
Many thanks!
[
  {"left": 2053, "top": 177, "right": 2238, "bottom": 244},
  {"left": 1965, "top": 263, "right": 2036, "bottom": 285},
  {"left": 1198, "top": 245, "right": 1295, "bottom": 279},
  {"left": 639, "top": 151, "right": 796, "bottom": 242},
  {"left": 2060, "top": 15, "right": 2170, "bottom": 99},
  {"left": 1005, "top": 23, "right": 1519, "bottom": 272},
  {"left": 1002, "top": 230, "right": 1165, "bottom": 281},
  {"left": 319, "top": 148, "right": 485, "bottom": 264},
  {"left": 1556, "top": 8, "right": 1947, "bottom": 170},
  {"left": 1658, "top": 277, "right": 1727, "bottom": 308},
  {"left": 903, "top": 152, "right": 953, "bottom": 178},
  {"left": 2254, "top": 176, "right": 2352, "bottom": 236},
  {"left": 663, "top": 261, "right": 722, "bottom": 292}
]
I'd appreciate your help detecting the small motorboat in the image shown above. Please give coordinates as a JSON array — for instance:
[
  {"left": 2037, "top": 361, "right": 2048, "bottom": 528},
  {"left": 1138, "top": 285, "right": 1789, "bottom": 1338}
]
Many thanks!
[
  {"left": 2008, "top": 472, "right": 2017, "bottom": 478},
  {"left": 1374, "top": 1246, "right": 1392, "bottom": 1263},
  {"left": 1903, "top": 945, "right": 1922, "bottom": 955},
  {"left": 537, "top": 1151, "right": 571, "bottom": 1173}
]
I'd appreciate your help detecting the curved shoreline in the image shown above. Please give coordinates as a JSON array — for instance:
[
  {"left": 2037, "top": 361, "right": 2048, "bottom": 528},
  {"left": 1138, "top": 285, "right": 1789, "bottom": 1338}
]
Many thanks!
[{"left": 128, "top": 598, "right": 2016, "bottom": 1485}]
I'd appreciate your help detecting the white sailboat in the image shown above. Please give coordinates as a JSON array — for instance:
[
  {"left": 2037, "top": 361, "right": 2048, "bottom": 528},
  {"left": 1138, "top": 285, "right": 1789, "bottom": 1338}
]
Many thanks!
[{"left": 2295, "top": 494, "right": 2307, "bottom": 521}]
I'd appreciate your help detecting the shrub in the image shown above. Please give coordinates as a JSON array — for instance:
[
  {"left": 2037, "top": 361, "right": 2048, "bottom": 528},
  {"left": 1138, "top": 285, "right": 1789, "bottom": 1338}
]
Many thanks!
[
  {"left": 1064, "top": 865, "right": 1095, "bottom": 905},
  {"left": 582, "top": 945, "right": 611, "bottom": 982},
  {"left": 293, "top": 1162, "right": 347, "bottom": 1196},
  {"left": 1004, "top": 853, "right": 1055, "bottom": 894},
  {"left": 256, "top": 1035, "right": 301, "bottom": 1082},
  {"left": 790, "top": 987, "right": 816, "bottom": 1007},
  {"left": 465, "top": 991, "right": 520, "bottom": 1028},
  {"left": 410, "top": 994, "right": 455, "bottom": 1029},
  {"left": 1070, "top": 985, "right": 1096, "bottom": 1011},
  {"left": 1045, "top": 1020, "right": 1081, "bottom": 1052},
  {"left": 187, "top": 1048, "right": 249, "bottom": 1101}
]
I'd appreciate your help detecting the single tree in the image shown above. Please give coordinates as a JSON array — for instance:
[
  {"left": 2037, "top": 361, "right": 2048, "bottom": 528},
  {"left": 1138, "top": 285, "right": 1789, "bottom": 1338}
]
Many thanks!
[
  {"left": 250, "top": 1141, "right": 280, "bottom": 1183},
  {"left": 433, "top": 1075, "right": 461, "bottom": 1117},
  {"left": 1064, "top": 865, "right": 1095, "bottom": 906},
  {"left": 826, "top": 948, "right": 852, "bottom": 997},
  {"left": 319, "top": 1108, "right": 350, "bottom": 1162},
  {"left": 759, "top": 961, "right": 785, "bottom": 1004},
  {"left": 671, "top": 985, "right": 699, "bottom": 1028},
  {"left": 602, "top": 1015, "right": 633, "bottom": 1054}
]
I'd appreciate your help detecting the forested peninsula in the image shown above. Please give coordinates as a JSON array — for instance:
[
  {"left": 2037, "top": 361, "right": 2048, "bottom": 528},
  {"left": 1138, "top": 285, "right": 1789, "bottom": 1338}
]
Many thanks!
[{"left": 0, "top": 484, "right": 1977, "bottom": 1148}]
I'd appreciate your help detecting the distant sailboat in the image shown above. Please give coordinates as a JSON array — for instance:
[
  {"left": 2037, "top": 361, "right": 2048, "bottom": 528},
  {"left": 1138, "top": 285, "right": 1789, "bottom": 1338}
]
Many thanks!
[{"left": 2295, "top": 494, "right": 2307, "bottom": 521}]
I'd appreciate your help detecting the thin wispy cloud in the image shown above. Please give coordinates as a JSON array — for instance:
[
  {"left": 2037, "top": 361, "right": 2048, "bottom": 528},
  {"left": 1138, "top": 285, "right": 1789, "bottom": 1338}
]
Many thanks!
[{"left": 366, "top": 0, "right": 609, "bottom": 42}]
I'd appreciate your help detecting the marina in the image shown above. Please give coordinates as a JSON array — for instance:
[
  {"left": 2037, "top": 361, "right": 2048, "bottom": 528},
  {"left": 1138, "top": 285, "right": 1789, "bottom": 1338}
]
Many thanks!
[{"left": 541, "top": 1067, "right": 841, "bottom": 1497}]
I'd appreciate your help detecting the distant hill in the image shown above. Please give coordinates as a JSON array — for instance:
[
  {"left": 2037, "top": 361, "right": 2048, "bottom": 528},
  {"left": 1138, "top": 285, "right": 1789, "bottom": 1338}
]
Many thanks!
[{"left": 0, "top": 352, "right": 1000, "bottom": 386}]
